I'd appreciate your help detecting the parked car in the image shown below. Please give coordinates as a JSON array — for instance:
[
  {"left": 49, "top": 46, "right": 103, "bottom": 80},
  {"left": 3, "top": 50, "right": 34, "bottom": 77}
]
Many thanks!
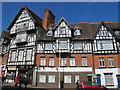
[{"left": 80, "top": 81, "right": 108, "bottom": 90}]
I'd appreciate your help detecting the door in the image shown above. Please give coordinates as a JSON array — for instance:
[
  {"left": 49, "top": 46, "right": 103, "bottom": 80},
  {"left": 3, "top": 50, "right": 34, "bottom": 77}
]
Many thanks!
[{"left": 117, "top": 77, "right": 120, "bottom": 89}]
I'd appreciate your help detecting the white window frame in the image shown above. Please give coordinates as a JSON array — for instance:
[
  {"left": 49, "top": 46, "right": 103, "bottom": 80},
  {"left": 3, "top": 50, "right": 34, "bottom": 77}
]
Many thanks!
[
  {"left": 40, "top": 57, "right": 46, "bottom": 66},
  {"left": 61, "top": 58, "right": 66, "bottom": 66},
  {"left": 59, "top": 40, "right": 68, "bottom": 49},
  {"left": 47, "top": 30, "right": 53, "bottom": 36},
  {"left": 73, "top": 41, "right": 83, "bottom": 50},
  {"left": 26, "top": 49, "right": 33, "bottom": 61},
  {"left": 82, "top": 57, "right": 88, "bottom": 66},
  {"left": 48, "top": 75, "right": 55, "bottom": 83},
  {"left": 99, "top": 57, "right": 105, "bottom": 67},
  {"left": 59, "top": 27, "right": 66, "bottom": 34},
  {"left": 97, "top": 40, "right": 113, "bottom": 50},
  {"left": 104, "top": 73, "right": 114, "bottom": 85},
  {"left": 18, "top": 50, "right": 24, "bottom": 61},
  {"left": 70, "top": 57, "right": 75, "bottom": 66},
  {"left": 49, "top": 57, "right": 54, "bottom": 66},
  {"left": 64, "top": 75, "right": 71, "bottom": 83},
  {"left": 75, "top": 75, "right": 80, "bottom": 83},
  {"left": 39, "top": 75, "right": 46, "bottom": 83},
  {"left": 108, "top": 57, "right": 114, "bottom": 67},
  {"left": 11, "top": 51, "right": 16, "bottom": 61},
  {"left": 45, "top": 42, "right": 53, "bottom": 50}
]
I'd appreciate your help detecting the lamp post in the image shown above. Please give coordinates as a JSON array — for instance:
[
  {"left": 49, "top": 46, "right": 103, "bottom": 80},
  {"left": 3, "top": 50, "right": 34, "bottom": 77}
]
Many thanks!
[{"left": 58, "top": 50, "right": 61, "bottom": 88}]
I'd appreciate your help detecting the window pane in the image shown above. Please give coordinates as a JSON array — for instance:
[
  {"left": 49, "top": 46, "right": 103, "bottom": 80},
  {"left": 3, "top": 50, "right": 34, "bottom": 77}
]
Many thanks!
[
  {"left": 26, "top": 49, "right": 32, "bottom": 61},
  {"left": 45, "top": 42, "right": 53, "bottom": 50},
  {"left": 40, "top": 57, "right": 46, "bottom": 66},
  {"left": 61, "top": 58, "right": 66, "bottom": 66},
  {"left": 59, "top": 41, "right": 67, "bottom": 49},
  {"left": 75, "top": 75, "right": 79, "bottom": 83},
  {"left": 49, "top": 57, "right": 54, "bottom": 66},
  {"left": 99, "top": 57, "right": 105, "bottom": 67},
  {"left": 48, "top": 75, "right": 55, "bottom": 83},
  {"left": 108, "top": 57, "right": 114, "bottom": 67},
  {"left": 11, "top": 51, "right": 16, "bottom": 61},
  {"left": 70, "top": 57, "right": 75, "bottom": 66},
  {"left": 97, "top": 40, "right": 113, "bottom": 50},
  {"left": 39, "top": 75, "right": 46, "bottom": 83},
  {"left": 82, "top": 57, "right": 87, "bottom": 66},
  {"left": 64, "top": 75, "right": 71, "bottom": 83},
  {"left": 104, "top": 73, "right": 114, "bottom": 85},
  {"left": 18, "top": 50, "right": 24, "bottom": 61},
  {"left": 74, "top": 41, "right": 82, "bottom": 50}
]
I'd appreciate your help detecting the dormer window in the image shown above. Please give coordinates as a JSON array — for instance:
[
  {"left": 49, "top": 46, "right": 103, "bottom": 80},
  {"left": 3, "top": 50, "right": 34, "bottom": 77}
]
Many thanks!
[
  {"left": 74, "top": 30, "right": 81, "bottom": 35},
  {"left": 47, "top": 26, "right": 53, "bottom": 36},
  {"left": 74, "top": 26, "right": 81, "bottom": 36},
  {"left": 47, "top": 30, "right": 53, "bottom": 36}
]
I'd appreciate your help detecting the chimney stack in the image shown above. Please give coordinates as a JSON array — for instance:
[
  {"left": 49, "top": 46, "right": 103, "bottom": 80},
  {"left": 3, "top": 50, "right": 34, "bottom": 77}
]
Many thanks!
[{"left": 43, "top": 8, "right": 55, "bottom": 29}]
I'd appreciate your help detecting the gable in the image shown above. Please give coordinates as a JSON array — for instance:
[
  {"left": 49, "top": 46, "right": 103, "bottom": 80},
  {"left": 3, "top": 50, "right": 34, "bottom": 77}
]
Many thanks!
[
  {"left": 93, "top": 21, "right": 118, "bottom": 40},
  {"left": 54, "top": 17, "right": 72, "bottom": 38},
  {"left": 10, "top": 9, "right": 35, "bottom": 34}
]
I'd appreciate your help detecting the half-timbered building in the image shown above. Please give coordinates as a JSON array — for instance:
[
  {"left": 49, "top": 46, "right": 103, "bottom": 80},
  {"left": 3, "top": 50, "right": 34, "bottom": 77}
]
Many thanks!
[
  {"left": 4, "top": 5, "right": 120, "bottom": 89},
  {"left": 6, "top": 5, "right": 45, "bottom": 83}
]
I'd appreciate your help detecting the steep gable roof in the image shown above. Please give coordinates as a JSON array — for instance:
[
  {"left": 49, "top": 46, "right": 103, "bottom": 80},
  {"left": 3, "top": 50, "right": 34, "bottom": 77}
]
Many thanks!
[
  {"left": 7, "top": 5, "right": 43, "bottom": 30},
  {"left": 92, "top": 21, "right": 119, "bottom": 40}
]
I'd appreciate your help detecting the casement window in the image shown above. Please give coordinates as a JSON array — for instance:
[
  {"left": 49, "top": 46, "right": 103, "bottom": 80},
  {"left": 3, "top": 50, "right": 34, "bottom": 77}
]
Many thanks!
[
  {"left": 64, "top": 75, "right": 71, "bottom": 83},
  {"left": 73, "top": 41, "right": 83, "bottom": 50},
  {"left": 75, "top": 75, "right": 80, "bottom": 83},
  {"left": 26, "top": 49, "right": 33, "bottom": 61},
  {"left": 16, "top": 32, "right": 27, "bottom": 43},
  {"left": 45, "top": 42, "right": 53, "bottom": 50},
  {"left": 18, "top": 50, "right": 24, "bottom": 61},
  {"left": 108, "top": 57, "right": 114, "bottom": 67},
  {"left": 40, "top": 57, "right": 46, "bottom": 66},
  {"left": 99, "top": 57, "right": 105, "bottom": 67},
  {"left": 48, "top": 75, "right": 55, "bottom": 83},
  {"left": 11, "top": 51, "right": 16, "bottom": 61},
  {"left": 59, "top": 27, "right": 66, "bottom": 34},
  {"left": 82, "top": 57, "right": 88, "bottom": 66},
  {"left": 74, "top": 30, "right": 81, "bottom": 36},
  {"left": 97, "top": 40, "right": 113, "bottom": 50},
  {"left": 49, "top": 57, "right": 54, "bottom": 66},
  {"left": 59, "top": 40, "right": 68, "bottom": 49},
  {"left": 47, "top": 30, "right": 53, "bottom": 36},
  {"left": 39, "top": 75, "right": 46, "bottom": 83},
  {"left": 61, "top": 58, "right": 67, "bottom": 66},
  {"left": 104, "top": 73, "right": 114, "bottom": 85},
  {"left": 70, "top": 57, "right": 75, "bottom": 66}
]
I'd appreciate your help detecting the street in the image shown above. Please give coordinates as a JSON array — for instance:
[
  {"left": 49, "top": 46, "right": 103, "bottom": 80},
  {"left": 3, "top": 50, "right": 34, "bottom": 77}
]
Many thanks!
[{"left": 1, "top": 83, "right": 119, "bottom": 90}]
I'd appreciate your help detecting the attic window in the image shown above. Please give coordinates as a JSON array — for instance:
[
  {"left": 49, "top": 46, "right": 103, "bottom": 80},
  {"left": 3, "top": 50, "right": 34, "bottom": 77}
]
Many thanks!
[
  {"left": 74, "top": 26, "right": 81, "bottom": 36},
  {"left": 47, "top": 30, "right": 53, "bottom": 36}
]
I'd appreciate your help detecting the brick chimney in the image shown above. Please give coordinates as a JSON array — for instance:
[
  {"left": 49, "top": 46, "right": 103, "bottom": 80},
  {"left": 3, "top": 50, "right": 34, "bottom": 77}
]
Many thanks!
[{"left": 43, "top": 8, "right": 55, "bottom": 29}]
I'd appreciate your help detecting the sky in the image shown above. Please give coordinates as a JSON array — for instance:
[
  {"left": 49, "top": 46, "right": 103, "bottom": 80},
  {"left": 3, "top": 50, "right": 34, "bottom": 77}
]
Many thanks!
[{"left": 1, "top": 2, "right": 119, "bottom": 35}]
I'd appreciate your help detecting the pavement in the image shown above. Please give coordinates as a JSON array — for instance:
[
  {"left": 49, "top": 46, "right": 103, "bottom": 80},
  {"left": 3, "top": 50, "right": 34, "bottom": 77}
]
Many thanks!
[{"left": 1, "top": 83, "right": 119, "bottom": 90}]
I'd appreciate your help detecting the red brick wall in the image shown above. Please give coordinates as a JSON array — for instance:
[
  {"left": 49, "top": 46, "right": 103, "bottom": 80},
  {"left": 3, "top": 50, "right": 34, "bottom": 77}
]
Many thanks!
[
  {"left": 36, "top": 54, "right": 93, "bottom": 67},
  {"left": 93, "top": 54, "right": 119, "bottom": 69}
]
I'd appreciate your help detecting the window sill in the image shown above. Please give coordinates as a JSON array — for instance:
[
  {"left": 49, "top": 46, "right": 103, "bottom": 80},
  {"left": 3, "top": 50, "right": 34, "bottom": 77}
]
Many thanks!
[
  {"left": 81, "top": 66, "right": 88, "bottom": 67},
  {"left": 105, "top": 85, "right": 114, "bottom": 86},
  {"left": 69, "top": 66, "right": 76, "bottom": 67},
  {"left": 99, "top": 66, "right": 106, "bottom": 68},
  {"left": 108, "top": 66, "right": 115, "bottom": 68}
]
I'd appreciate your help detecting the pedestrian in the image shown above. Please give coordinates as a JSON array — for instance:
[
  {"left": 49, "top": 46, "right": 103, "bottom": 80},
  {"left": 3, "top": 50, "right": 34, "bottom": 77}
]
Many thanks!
[
  {"left": 14, "top": 76, "right": 18, "bottom": 87},
  {"left": 23, "top": 74, "right": 28, "bottom": 88},
  {"left": 76, "top": 80, "right": 80, "bottom": 89},
  {"left": 19, "top": 74, "right": 23, "bottom": 88}
]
